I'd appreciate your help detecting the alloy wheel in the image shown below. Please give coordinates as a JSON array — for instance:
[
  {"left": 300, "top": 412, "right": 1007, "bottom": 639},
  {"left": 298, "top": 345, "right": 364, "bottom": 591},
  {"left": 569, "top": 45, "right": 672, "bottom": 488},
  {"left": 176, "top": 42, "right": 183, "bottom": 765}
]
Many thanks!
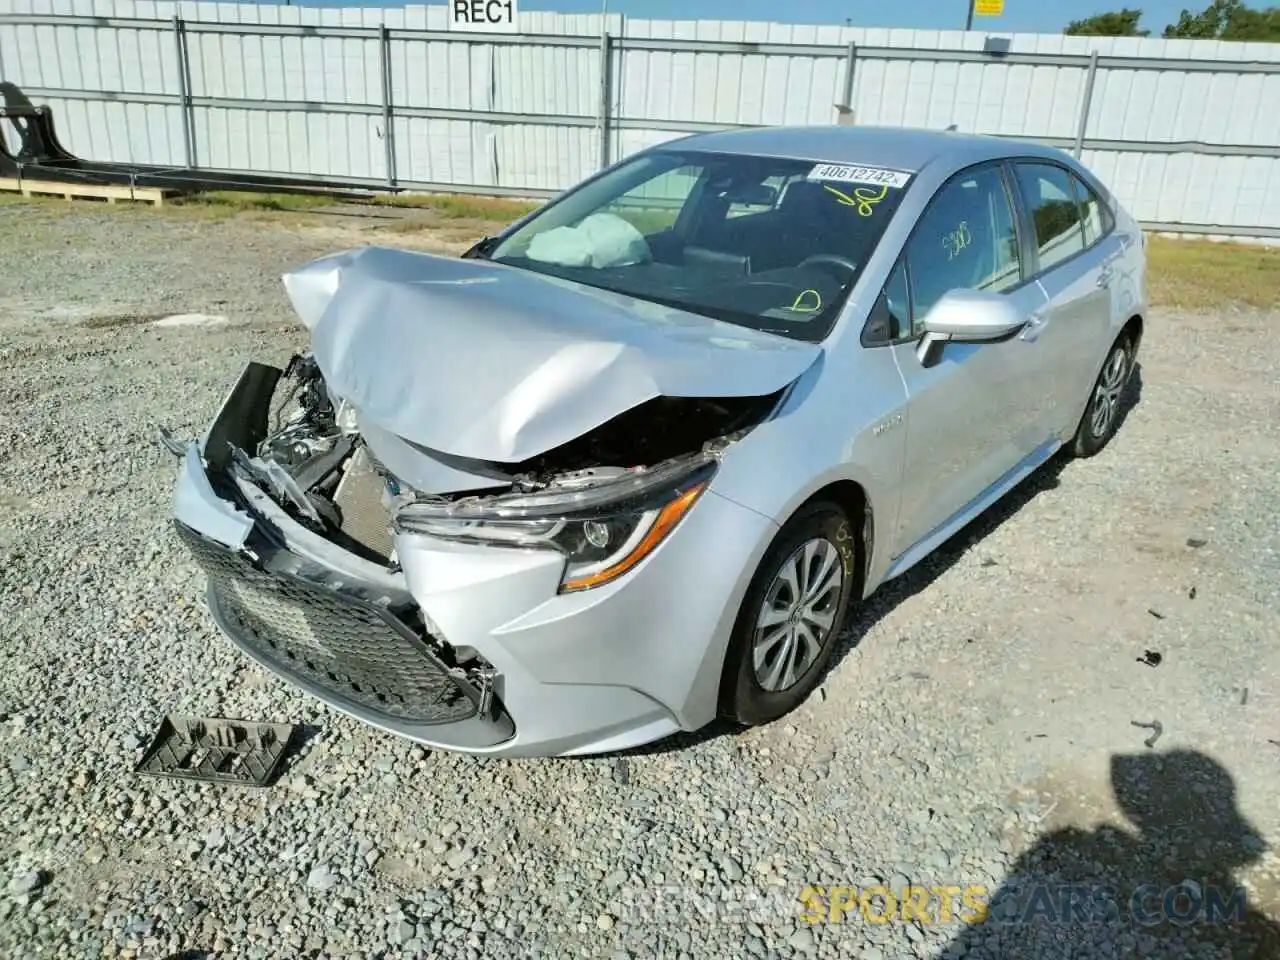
[
  {"left": 1090, "top": 345, "right": 1129, "bottom": 439},
  {"left": 752, "top": 537, "right": 844, "bottom": 692}
]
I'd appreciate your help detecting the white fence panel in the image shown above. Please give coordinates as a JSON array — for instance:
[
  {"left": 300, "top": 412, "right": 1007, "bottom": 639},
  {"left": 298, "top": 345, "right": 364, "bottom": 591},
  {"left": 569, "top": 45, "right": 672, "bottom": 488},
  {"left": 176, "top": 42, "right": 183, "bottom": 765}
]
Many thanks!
[{"left": 0, "top": 0, "right": 1278, "bottom": 235}]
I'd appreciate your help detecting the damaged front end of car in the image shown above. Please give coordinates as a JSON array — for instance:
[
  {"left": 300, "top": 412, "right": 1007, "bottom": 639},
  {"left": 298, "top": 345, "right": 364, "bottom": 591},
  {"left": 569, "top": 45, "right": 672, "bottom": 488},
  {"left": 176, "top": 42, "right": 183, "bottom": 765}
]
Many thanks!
[
  {"left": 166, "top": 355, "right": 782, "bottom": 747},
  {"left": 389, "top": 385, "right": 785, "bottom": 594},
  {"left": 164, "top": 245, "right": 820, "bottom": 754},
  {"left": 166, "top": 357, "right": 515, "bottom": 748}
]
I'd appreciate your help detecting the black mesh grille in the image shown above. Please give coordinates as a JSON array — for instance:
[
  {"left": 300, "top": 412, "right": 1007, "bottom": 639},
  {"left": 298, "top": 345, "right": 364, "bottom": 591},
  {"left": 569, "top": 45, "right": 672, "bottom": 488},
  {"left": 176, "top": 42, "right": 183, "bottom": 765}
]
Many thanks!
[{"left": 175, "top": 522, "right": 478, "bottom": 725}]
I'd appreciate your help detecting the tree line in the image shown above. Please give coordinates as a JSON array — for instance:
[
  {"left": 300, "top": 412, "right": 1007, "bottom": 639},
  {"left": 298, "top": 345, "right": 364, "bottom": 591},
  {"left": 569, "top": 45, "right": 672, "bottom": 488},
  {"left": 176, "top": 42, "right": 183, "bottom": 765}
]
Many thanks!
[{"left": 1065, "top": 0, "right": 1279, "bottom": 39}]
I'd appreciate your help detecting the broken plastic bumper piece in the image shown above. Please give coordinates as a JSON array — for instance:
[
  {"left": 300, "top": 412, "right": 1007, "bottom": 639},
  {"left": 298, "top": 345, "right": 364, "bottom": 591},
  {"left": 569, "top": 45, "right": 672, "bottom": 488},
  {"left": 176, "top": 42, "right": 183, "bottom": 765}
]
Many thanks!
[
  {"left": 135, "top": 714, "right": 298, "bottom": 787},
  {"left": 175, "top": 519, "right": 508, "bottom": 733}
]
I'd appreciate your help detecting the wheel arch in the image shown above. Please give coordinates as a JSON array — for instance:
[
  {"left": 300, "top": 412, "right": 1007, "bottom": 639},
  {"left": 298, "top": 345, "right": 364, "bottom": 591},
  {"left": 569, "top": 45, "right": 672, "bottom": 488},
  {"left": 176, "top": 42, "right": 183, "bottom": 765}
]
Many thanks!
[
  {"left": 1121, "top": 313, "right": 1143, "bottom": 352},
  {"left": 788, "top": 478, "right": 873, "bottom": 600},
  {"left": 712, "top": 476, "right": 875, "bottom": 723}
]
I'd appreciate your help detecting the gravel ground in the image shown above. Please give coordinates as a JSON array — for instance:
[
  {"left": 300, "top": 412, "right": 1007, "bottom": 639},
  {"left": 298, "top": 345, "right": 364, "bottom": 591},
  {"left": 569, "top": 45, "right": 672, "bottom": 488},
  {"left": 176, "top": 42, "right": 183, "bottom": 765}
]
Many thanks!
[{"left": 0, "top": 200, "right": 1278, "bottom": 960}]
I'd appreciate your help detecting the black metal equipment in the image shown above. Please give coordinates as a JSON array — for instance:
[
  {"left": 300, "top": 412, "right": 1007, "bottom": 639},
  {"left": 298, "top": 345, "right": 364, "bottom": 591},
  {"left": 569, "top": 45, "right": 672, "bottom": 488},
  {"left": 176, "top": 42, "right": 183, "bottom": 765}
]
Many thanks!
[{"left": 0, "top": 102, "right": 380, "bottom": 200}]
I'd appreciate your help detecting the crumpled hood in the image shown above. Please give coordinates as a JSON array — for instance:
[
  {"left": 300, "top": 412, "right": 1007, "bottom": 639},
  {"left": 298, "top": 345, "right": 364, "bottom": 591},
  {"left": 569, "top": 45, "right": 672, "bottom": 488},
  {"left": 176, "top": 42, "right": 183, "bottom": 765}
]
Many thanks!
[{"left": 282, "top": 246, "right": 821, "bottom": 463}]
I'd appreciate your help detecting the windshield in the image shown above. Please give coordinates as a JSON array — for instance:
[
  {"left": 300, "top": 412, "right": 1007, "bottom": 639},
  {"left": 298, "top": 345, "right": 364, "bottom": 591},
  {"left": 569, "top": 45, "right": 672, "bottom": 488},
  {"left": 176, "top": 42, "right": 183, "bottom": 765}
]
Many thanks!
[{"left": 487, "top": 149, "right": 913, "bottom": 342}]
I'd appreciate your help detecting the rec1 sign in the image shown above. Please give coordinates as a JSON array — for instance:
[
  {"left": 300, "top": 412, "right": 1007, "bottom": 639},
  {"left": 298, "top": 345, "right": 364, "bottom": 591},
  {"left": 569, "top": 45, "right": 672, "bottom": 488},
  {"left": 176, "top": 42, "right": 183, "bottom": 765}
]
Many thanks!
[
  {"left": 973, "top": 0, "right": 1004, "bottom": 15},
  {"left": 450, "top": 0, "right": 518, "bottom": 32}
]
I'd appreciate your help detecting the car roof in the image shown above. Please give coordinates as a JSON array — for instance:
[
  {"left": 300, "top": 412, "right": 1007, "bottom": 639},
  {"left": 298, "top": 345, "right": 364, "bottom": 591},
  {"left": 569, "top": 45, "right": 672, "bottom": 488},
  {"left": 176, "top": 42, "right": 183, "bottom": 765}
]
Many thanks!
[{"left": 657, "top": 125, "right": 1069, "bottom": 176}]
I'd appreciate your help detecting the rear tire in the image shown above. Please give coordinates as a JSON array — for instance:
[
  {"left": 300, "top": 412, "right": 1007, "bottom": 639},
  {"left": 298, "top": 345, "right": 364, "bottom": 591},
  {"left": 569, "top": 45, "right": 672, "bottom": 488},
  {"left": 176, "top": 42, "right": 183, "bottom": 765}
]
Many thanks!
[
  {"left": 720, "top": 501, "right": 857, "bottom": 726},
  {"left": 1071, "top": 335, "right": 1135, "bottom": 458}
]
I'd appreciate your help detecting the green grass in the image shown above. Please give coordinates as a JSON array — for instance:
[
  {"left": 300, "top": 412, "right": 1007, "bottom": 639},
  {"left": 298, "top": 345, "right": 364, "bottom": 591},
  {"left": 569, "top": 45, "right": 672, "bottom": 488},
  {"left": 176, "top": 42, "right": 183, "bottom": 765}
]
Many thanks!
[
  {"left": 365, "top": 193, "right": 541, "bottom": 221},
  {"left": 1147, "top": 236, "right": 1280, "bottom": 311},
  {"left": 607, "top": 206, "right": 681, "bottom": 236},
  {"left": 175, "top": 190, "right": 338, "bottom": 212},
  {"left": 171, "top": 189, "right": 541, "bottom": 232},
  {"left": 6, "top": 186, "right": 1278, "bottom": 312}
]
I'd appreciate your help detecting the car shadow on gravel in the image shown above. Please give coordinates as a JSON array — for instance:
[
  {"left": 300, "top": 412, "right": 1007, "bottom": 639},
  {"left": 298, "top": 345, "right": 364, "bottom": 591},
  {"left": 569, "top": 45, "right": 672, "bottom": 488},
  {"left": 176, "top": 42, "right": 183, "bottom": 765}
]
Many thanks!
[
  {"left": 1112, "top": 358, "right": 1143, "bottom": 436},
  {"left": 935, "top": 749, "right": 1280, "bottom": 959},
  {"left": 820, "top": 362, "right": 1146, "bottom": 697},
  {"left": 269, "top": 722, "right": 327, "bottom": 783},
  {"left": 618, "top": 364, "right": 1145, "bottom": 759}
]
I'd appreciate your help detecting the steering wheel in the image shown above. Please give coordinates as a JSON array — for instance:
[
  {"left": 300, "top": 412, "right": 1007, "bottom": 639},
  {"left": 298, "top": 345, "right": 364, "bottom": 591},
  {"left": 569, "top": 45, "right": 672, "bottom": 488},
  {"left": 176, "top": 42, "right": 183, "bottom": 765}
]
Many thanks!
[{"left": 796, "top": 254, "right": 860, "bottom": 279}]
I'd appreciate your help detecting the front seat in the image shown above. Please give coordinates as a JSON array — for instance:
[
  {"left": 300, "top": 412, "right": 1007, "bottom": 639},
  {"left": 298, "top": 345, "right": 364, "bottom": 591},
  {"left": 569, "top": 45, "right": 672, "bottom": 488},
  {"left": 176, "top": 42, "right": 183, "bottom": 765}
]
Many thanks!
[{"left": 753, "top": 181, "right": 833, "bottom": 271}]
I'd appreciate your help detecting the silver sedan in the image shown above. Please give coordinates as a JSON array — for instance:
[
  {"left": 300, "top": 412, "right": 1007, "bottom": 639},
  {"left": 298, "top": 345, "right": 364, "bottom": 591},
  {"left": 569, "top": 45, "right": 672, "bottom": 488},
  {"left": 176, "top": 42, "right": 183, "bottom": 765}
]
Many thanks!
[{"left": 168, "top": 125, "right": 1146, "bottom": 757}]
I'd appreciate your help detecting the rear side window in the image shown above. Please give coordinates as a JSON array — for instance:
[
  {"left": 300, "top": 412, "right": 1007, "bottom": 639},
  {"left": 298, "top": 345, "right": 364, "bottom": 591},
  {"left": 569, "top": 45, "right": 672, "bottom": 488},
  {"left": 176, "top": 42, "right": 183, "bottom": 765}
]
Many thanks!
[
  {"left": 1071, "top": 173, "right": 1112, "bottom": 247},
  {"left": 1013, "top": 162, "right": 1085, "bottom": 273},
  {"left": 904, "top": 164, "right": 1023, "bottom": 335}
]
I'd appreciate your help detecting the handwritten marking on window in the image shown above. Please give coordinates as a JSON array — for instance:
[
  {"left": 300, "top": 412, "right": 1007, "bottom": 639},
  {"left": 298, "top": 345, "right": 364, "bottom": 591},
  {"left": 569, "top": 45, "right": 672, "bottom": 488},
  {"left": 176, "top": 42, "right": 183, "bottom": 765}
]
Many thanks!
[
  {"left": 821, "top": 184, "right": 889, "bottom": 217},
  {"left": 942, "top": 221, "right": 972, "bottom": 260},
  {"left": 789, "top": 289, "right": 823, "bottom": 313}
]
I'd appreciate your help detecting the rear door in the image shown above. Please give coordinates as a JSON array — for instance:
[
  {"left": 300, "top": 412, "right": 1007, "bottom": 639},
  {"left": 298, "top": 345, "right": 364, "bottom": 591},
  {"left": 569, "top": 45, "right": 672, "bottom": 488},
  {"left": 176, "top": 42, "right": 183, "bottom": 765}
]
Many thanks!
[
  {"left": 1009, "top": 161, "right": 1124, "bottom": 441},
  {"left": 888, "top": 162, "right": 1050, "bottom": 556}
]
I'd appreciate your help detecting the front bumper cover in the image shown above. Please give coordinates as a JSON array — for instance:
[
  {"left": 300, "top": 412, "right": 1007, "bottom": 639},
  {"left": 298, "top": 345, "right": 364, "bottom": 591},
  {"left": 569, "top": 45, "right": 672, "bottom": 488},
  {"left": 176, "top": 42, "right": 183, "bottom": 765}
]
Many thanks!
[
  {"left": 173, "top": 476, "right": 520, "bottom": 750},
  {"left": 171, "top": 361, "right": 775, "bottom": 757},
  {"left": 176, "top": 520, "right": 486, "bottom": 727}
]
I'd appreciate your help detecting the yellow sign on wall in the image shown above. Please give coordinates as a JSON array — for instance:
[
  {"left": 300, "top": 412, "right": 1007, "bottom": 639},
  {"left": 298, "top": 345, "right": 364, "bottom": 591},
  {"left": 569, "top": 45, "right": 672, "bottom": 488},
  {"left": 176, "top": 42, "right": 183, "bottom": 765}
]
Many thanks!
[{"left": 974, "top": 0, "right": 1004, "bottom": 16}]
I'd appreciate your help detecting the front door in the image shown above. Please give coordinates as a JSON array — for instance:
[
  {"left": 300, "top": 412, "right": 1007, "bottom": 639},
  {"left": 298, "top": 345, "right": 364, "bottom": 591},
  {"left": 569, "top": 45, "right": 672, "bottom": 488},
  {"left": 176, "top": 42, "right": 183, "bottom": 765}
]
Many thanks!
[{"left": 890, "top": 162, "right": 1051, "bottom": 557}]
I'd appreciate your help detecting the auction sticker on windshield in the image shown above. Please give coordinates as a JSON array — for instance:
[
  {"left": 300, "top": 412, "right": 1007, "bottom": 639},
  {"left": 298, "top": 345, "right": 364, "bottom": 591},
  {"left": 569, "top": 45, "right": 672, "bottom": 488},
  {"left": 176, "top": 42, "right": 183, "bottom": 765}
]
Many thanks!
[{"left": 807, "top": 164, "right": 911, "bottom": 188}]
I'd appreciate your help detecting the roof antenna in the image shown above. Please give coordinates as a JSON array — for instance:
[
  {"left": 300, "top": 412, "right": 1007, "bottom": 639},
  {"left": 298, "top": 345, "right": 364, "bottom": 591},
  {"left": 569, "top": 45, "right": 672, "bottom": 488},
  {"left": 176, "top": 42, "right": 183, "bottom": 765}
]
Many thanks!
[{"left": 945, "top": 123, "right": 959, "bottom": 131}]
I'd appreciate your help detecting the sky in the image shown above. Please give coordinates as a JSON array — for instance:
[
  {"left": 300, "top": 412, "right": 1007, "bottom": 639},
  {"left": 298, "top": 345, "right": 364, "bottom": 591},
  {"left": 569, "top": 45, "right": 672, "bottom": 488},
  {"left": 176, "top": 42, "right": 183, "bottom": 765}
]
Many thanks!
[
  {"left": 565, "top": 0, "right": 1196, "bottom": 34},
  {"left": 361, "top": 0, "right": 1201, "bottom": 35}
]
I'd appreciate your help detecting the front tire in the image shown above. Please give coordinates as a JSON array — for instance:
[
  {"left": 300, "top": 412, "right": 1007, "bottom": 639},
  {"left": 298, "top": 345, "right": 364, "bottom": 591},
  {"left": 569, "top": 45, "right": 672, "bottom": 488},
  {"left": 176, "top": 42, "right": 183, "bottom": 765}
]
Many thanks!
[
  {"left": 1071, "top": 335, "right": 1135, "bottom": 458},
  {"left": 720, "top": 501, "right": 857, "bottom": 726}
]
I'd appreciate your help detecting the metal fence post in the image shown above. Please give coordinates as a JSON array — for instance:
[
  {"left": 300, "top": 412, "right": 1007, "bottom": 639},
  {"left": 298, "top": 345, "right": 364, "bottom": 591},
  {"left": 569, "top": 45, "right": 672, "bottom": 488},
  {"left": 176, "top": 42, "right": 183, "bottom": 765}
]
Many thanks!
[
  {"left": 1074, "top": 50, "right": 1099, "bottom": 159},
  {"left": 598, "top": 30, "right": 612, "bottom": 170},
  {"left": 171, "top": 15, "right": 196, "bottom": 169},
  {"left": 596, "top": 29, "right": 611, "bottom": 168},
  {"left": 836, "top": 40, "right": 857, "bottom": 125},
  {"left": 379, "top": 24, "right": 397, "bottom": 188}
]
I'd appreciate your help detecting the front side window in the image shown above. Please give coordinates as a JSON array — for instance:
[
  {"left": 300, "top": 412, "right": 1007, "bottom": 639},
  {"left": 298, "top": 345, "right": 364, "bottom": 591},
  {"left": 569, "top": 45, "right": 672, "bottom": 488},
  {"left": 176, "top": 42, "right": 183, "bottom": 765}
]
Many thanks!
[
  {"left": 1014, "top": 162, "right": 1086, "bottom": 272},
  {"left": 488, "top": 150, "right": 912, "bottom": 342},
  {"left": 863, "top": 258, "right": 911, "bottom": 345},
  {"left": 903, "top": 164, "right": 1023, "bottom": 336},
  {"left": 883, "top": 260, "right": 911, "bottom": 339}
]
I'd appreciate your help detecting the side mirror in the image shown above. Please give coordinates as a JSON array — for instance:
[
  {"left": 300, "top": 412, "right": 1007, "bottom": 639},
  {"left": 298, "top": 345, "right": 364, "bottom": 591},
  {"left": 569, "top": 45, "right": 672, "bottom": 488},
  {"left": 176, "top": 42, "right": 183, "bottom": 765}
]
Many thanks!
[{"left": 915, "top": 288, "right": 1027, "bottom": 366}]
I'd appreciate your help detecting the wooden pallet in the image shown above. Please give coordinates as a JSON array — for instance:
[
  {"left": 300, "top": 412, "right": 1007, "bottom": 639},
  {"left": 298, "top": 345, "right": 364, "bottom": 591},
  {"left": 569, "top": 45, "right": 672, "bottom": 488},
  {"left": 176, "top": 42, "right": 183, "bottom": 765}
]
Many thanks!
[{"left": 0, "top": 177, "right": 174, "bottom": 207}]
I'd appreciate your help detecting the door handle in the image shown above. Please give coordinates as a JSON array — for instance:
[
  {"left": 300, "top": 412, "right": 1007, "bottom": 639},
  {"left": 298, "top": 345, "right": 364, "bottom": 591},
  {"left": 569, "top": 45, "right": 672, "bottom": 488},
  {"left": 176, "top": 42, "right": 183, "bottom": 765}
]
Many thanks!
[{"left": 1097, "top": 267, "right": 1114, "bottom": 288}]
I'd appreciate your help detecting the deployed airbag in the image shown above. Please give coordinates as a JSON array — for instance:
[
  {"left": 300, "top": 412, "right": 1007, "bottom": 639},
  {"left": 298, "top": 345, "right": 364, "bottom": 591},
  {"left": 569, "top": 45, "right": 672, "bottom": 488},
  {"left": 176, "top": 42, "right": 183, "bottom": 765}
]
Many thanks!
[{"left": 525, "top": 212, "right": 651, "bottom": 269}]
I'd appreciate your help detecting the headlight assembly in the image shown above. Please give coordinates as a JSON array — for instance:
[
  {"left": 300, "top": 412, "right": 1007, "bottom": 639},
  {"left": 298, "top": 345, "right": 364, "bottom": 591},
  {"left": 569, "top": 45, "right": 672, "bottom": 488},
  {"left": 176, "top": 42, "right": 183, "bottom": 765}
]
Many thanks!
[{"left": 392, "top": 455, "right": 716, "bottom": 592}]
